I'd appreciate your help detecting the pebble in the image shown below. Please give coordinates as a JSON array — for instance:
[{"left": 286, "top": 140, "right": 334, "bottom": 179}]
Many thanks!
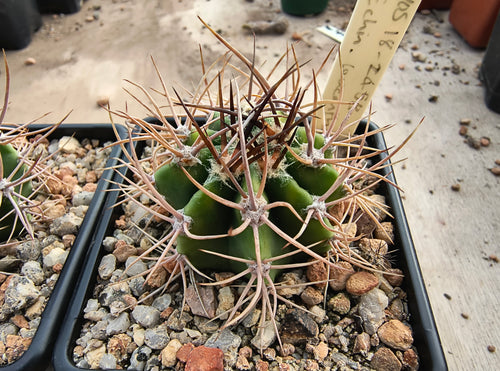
[
  {"left": 15, "top": 240, "right": 41, "bottom": 261},
  {"left": 277, "top": 271, "right": 306, "bottom": 297},
  {"left": 49, "top": 213, "right": 83, "bottom": 236},
  {"left": 312, "top": 341, "right": 329, "bottom": 360},
  {"left": 72, "top": 191, "right": 95, "bottom": 206},
  {"left": 403, "top": 348, "right": 419, "bottom": 369},
  {"left": 490, "top": 167, "right": 500, "bottom": 176},
  {"left": 309, "top": 304, "right": 326, "bottom": 324},
  {"left": 129, "top": 346, "right": 152, "bottom": 370},
  {"left": 107, "top": 333, "right": 131, "bottom": 362},
  {"left": 112, "top": 241, "right": 137, "bottom": 262},
  {"left": 241, "top": 308, "right": 260, "bottom": 328},
  {"left": 184, "top": 345, "right": 224, "bottom": 371},
  {"left": 20, "top": 261, "right": 44, "bottom": 285},
  {"left": 328, "top": 292, "right": 351, "bottom": 314},
  {"left": 106, "top": 312, "right": 130, "bottom": 335},
  {"left": 58, "top": 136, "right": 81, "bottom": 154},
  {"left": 206, "top": 328, "right": 241, "bottom": 351},
  {"left": 98, "top": 254, "right": 116, "bottom": 280},
  {"left": 384, "top": 268, "right": 404, "bottom": 287},
  {"left": 152, "top": 294, "right": 172, "bottom": 312},
  {"left": 132, "top": 324, "right": 145, "bottom": 346},
  {"left": 90, "top": 320, "right": 108, "bottom": 340},
  {"left": 280, "top": 309, "right": 318, "bottom": 345},
  {"left": 144, "top": 324, "right": 171, "bottom": 349},
  {"left": 98, "top": 281, "right": 130, "bottom": 307},
  {"left": 358, "top": 288, "right": 389, "bottom": 334},
  {"left": 131, "top": 305, "right": 160, "bottom": 328},
  {"left": 250, "top": 320, "right": 276, "bottom": 350},
  {"left": 24, "top": 57, "right": 36, "bottom": 65},
  {"left": 353, "top": 332, "right": 371, "bottom": 355},
  {"left": 374, "top": 222, "right": 394, "bottom": 243},
  {"left": 160, "top": 338, "right": 182, "bottom": 367},
  {"left": 411, "top": 52, "right": 427, "bottom": 62},
  {"left": 124, "top": 256, "right": 148, "bottom": 277},
  {"left": 328, "top": 261, "right": 355, "bottom": 291},
  {"left": 98, "top": 353, "right": 117, "bottom": 369},
  {"left": 176, "top": 342, "right": 195, "bottom": 362},
  {"left": 0, "top": 323, "right": 17, "bottom": 343},
  {"left": 370, "top": 347, "right": 402, "bottom": 371},
  {"left": 25, "top": 297, "right": 45, "bottom": 320},
  {"left": 216, "top": 286, "right": 234, "bottom": 320},
  {"left": 165, "top": 309, "right": 192, "bottom": 331},
  {"left": 480, "top": 137, "right": 490, "bottom": 147},
  {"left": 359, "top": 238, "right": 389, "bottom": 256},
  {"left": 300, "top": 286, "right": 323, "bottom": 306},
  {"left": 2, "top": 276, "right": 40, "bottom": 316},
  {"left": 43, "top": 247, "right": 69, "bottom": 268},
  {"left": 84, "top": 343, "right": 106, "bottom": 369},
  {"left": 378, "top": 319, "right": 414, "bottom": 350},
  {"left": 346, "top": 271, "right": 379, "bottom": 295},
  {"left": 306, "top": 260, "right": 328, "bottom": 288},
  {"left": 128, "top": 276, "right": 146, "bottom": 297},
  {"left": 185, "top": 285, "right": 217, "bottom": 318}
]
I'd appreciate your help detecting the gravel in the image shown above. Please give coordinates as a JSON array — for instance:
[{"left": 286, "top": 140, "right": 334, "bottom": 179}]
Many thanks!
[{"left": 0, "top": 135, "right": 111, "bottom": 366}]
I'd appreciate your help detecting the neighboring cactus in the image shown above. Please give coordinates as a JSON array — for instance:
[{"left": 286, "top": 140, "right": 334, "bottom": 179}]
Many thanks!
[
  {"left": 0, "top": 54, "right": 61, "bottom": 244},
  {"left": 111, "top": 18, "right": 417, "bottom": 350}
]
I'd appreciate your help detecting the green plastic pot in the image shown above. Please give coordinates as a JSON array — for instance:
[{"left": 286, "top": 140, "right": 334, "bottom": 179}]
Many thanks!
[{"left": 281, "top": 0, "right": 329, "bottom": 16}]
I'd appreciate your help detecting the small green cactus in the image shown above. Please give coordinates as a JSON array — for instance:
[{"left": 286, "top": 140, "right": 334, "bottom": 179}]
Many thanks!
[{"left": 112, "top": 18, "right": 416, "bottom": 350}]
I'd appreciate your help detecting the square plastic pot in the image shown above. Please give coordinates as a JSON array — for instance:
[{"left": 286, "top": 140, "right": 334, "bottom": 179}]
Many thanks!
[
  {"left": 0, "top": 123, "right": 127, "bottom": 371},
  {"left": 52, "top": 120, "right": 447, "bottom": 371}
]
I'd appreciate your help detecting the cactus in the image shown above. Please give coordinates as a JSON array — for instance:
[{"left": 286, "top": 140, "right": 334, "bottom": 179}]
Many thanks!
[
  {"left": 111, "top": 18, "right": 417, "bottom": 350},
  {"left": 0, "top": 53, "right": 61, "bottom": 244}
]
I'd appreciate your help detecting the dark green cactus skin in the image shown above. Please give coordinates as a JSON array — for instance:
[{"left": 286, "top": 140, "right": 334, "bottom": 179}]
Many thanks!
[
  {"left": 153, "top": 123, "right": 344, "bottom": 278},
  {"left": 175, "top": 176, "right": 235, "bottom": 270},
  {"left": 0, "top": 143, "right": 32, "bottom": 242}
]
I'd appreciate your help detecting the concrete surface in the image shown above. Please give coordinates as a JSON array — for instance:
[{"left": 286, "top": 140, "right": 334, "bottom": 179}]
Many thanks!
[{"left": 2, "top": 0, "right": 499, "bottom": 369}]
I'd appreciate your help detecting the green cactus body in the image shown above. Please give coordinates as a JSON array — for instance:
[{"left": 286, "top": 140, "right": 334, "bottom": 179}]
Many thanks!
[
  {"left": 230, "top": 164, "right": 290, "bottom": 280},
  {"left": 175, "top": 175, "right": 235, "bottom": 270},
  {"left": 154, "top": 158, "right": 209, "bottom": 210},
  {"left": 0, "top": 143, "right": 32, "bottom": 241},
  {"left": 265, "top": 171, "right": 334, "bottom": 255},
  {"left": 153, "top": 121, "right": 348, "bottom": 275},
  {"left": 285, "top": 157, "right": 345, "bottom": 202}
]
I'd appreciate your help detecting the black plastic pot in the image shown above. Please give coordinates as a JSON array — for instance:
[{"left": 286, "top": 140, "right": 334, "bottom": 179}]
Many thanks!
[
  {"left": 480, "top": 13, "right": 500, "bottom": 114},
  {"left": 53, "top": 121, "right": 447, "bottom": 370},
  {"left": 37, "top": 0, "right": 82, "bottom": 14},
  {"left": 0, "top": 123, "right": 127, "bottom": 371},
  {"left": 0, "top": 0, "right": 41, "bottom": 50}
]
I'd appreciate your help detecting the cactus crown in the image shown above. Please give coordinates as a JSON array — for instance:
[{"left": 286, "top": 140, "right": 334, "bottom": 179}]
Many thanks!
[{"left": 111, "top": 18, "right": 416, "bottom": 350}]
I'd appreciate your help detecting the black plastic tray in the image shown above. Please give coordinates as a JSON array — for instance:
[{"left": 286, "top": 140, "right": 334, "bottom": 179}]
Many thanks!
[
  {"left": 52, "top": 121, "right": 447, "bottom": 370},
  {"left": 1, "top": 123, "right": 127, "bottom": 370}
]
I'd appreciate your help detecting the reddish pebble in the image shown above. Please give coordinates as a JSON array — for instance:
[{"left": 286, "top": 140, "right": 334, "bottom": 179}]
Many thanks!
[
  {"left": 329, "top": 261, "right": 355, "bottom": 291},
  {"left": 184, "top": 346, "right": 224, "bottom": 371},
  {"left": 306, "top": 260, "right": 328, "bottom": 288},
  {"left": 378, "top": 319, "right": 414, "bottom": 350},
  {"left": 346, "top": 271, "right": 379, "bottom": 295},
  {"left": 371, "top": 347, "right": 401, "bottom": 371},
  {"left": 176, "top": 343, "right": 195, "bottom": 363}
]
